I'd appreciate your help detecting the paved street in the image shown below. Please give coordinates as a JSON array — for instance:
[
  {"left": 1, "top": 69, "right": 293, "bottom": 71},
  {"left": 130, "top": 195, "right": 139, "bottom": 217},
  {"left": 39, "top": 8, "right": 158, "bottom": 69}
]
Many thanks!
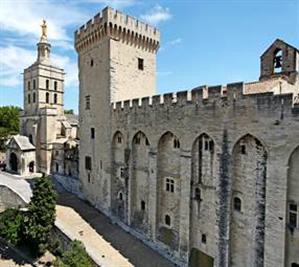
[{"left": 0, "top": 172, "right": 175, "bottom": 267}]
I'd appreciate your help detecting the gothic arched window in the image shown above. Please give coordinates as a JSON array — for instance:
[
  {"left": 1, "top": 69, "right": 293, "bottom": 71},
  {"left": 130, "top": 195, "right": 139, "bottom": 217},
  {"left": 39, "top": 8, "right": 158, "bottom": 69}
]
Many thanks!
[{"left": 33, "top": 93, "right": 36, "bottom": 103}]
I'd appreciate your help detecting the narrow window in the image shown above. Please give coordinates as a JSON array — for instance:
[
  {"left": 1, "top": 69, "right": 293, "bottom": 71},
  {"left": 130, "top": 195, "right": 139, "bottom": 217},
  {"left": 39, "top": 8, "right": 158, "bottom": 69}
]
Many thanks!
[
  {"left": 145, "top": 138, "right": 150, "bottom": 146},
  {"left": 118, "top": 192, "right": 123, "bottom": 201},
  {"left": 85, "top": 156, "right": 92, "bottom": 170},
  {"left": 91, "top": 128, "right": 95, "bottom": 139},
  {"left": 141, "top": 200, "right": 145, "bottom": 211},
  {"left": 291, "top": 263, "right": 299, "bottom": 267},
  {"left": 117, "top": 135, "right": 122, "bottom": 144},
  {"left": 87, "top": 173, "right": 91, "bottom": 183},
  {"left": 195, "top": 188, "right": 201, "bottom": 201},
  {"left": 33, "top": 79, "right": 36, "bottom": 89},
  {"left": 55, "top": 163, "right": 59, "bottom": 173},
  {"left": 85, "top": 96, "right": 90, "bottom": 110},
  {"left": 174, "top": 138, "right": 180, "bottom": 149},
  {"left": 28, "top": 94, "right": 31, "bottom": 104},
  {"left": 46, "top": 92, "right": 49, "bottom": 103},
  {"left": 138, "top": 58, "right": 144, "bottom": 70},
  {"left": 201, "top": 234, "right": 207, "bottom": 244},
  {"left": 205, "top": 140, "right": 209, "bottom": 150},
  {"left": 46, "top": 79, "right": 49, "bottom": 89},
  {"left": 241, "top": 144, "right": 246, "bottom": 155},
  {"left": 289, "top": 203, "right": 297, "bottom": 228},
  {"left": 90, "top": 59, "right": 94, "bottom": 67},
  {"left": 165, "top": 215, "right": 171, "bottom": 226},
  {"left": 166, "top": 178, "right": 175, "bottom": 193},
  {"left": 54, "top": 93, "right": 57, "bottom": 104},
  {"left": 27, "top": 81, "right": 30, "bottom": 90},
  {"left": 33, "top": 92, "right": 36, "bottom": 103},
  {"left": 54, "top": 81, "right": 57, "bottom": 91},
  {"left": 234, "top": 197, "right": 242, "bottom": 212}
]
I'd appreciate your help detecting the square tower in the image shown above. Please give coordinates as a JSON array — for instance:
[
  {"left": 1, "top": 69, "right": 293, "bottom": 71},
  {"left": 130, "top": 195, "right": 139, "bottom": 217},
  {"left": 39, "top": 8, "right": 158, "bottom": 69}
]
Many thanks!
[{"left": 75, "top": 6, "right": 160, "bottom": 213}]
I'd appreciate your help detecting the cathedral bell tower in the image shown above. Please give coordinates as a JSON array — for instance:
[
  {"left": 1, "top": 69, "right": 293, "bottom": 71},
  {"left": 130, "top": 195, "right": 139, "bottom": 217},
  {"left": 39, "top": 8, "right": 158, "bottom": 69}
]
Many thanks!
[{"left": 21, "top": 20, "right": 65, "bottom": 174}]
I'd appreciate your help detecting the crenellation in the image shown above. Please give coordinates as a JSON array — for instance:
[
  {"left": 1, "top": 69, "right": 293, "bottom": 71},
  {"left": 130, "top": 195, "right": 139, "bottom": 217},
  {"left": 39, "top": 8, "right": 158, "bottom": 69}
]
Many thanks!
[
  {"left": 76, "top": 7, "right": 299, "bottom": 267},
  {"left": 75, "top": 6, "right": 160, "bottom": 53}
]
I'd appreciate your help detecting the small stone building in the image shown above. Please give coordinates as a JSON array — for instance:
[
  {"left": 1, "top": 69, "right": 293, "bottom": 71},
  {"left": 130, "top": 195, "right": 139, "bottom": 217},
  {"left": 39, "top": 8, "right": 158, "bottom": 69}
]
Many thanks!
[{"left": 6, "top": 135, "right": 35, "bottom": 176}]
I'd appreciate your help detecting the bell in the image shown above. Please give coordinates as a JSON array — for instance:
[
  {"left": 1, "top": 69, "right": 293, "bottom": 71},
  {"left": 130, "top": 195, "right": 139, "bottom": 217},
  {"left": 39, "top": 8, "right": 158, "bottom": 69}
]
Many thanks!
[{"left": 274, "top": 56, "right": 282, "bottom": 68}]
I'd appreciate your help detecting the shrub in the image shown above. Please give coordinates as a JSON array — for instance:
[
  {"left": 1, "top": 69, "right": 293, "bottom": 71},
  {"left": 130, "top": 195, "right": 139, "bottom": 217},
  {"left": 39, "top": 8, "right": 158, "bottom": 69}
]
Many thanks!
[
  {"left": 0, "top": 208, "right": 23, "bottom": 246},
  {"left": 53, "top": 240, "right": 94, "bottom": 267},
  {"left": 23, "top": 176, "right": 57, "bottom": 255}
]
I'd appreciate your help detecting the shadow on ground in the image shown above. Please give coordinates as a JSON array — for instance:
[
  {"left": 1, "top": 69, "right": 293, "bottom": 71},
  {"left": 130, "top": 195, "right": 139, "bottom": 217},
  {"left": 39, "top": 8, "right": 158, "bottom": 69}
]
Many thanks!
[
  {"left": 55, "top": 185, "right": 176, "bottom": 267},
  {"left": 0, "top": 240, "right": 33, "bottom": 266}
]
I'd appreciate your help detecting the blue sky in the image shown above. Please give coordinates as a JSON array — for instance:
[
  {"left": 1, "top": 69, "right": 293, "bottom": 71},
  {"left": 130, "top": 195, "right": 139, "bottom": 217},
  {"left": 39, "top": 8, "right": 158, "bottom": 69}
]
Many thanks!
[{"left": 0, "top": 0, "right": 298, "bottom": 113}]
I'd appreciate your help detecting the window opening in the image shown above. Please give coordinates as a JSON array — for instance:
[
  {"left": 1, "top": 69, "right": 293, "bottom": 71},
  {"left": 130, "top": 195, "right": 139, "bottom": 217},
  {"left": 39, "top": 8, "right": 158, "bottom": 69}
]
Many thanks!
[
  {"left": 165, "top": 215, "right": 171, "bottom": 226},
  {"left": 138, "top": 58, "right": 144, "bottom": 70},
  {"left": 234, "top": 197, "right": 242, "bottom": 212}
]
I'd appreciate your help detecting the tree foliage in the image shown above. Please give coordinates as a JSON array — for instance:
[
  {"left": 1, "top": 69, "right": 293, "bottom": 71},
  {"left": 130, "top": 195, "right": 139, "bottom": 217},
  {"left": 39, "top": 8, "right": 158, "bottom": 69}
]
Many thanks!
[
  {"left": 0, "top": 106, "right": 20, "bottom": 151},
  {"left": 24, "top": 176, "right": 57, "bottom": 255},
  {"left": 0, "top": 208, "right": 23, "bottom": 246},
  {"left": 53, "top": 240, "right": 94, "bottom": 267},
  {"left": 64, "top": 109, "right": 74, "bottom": 115}
]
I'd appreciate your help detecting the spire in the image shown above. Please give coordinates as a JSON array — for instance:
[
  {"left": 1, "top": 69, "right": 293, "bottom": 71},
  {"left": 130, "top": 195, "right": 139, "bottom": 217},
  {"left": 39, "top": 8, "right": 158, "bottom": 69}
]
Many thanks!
[{"left": 37, "top": 19, "right": 51, "bottom": 62}]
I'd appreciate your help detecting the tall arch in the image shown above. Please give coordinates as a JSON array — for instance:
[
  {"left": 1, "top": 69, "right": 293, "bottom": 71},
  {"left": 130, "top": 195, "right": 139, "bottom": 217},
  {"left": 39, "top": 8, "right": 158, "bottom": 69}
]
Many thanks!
[
  {"left": 190, "top": 133, "right": 216, "bottom": 264},
  {"left": 229, "top": 134, "right": 267, "bottom": 267},
  {"left": 111, "top": 131, "right": 126, "bottom": 221},
  {"left": 285, "top": 146, "right": 299, "bottom": 266},
  {"left": 131, "top": 131, "right": 150, "bottom": 233},
  {"left": 156, "top": 131, "right": 181, "bottom": 250}
]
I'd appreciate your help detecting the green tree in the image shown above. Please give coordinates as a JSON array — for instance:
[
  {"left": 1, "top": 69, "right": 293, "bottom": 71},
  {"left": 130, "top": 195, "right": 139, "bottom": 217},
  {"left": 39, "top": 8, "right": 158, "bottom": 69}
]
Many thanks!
[
  {"left": 0, "top": 106, "right": 20, "bottom": 151},
  {"left": 54, "top": 240, "right": 94, "bottom": 267},
  {"left": 24, "top": 176, "right": 57, "bottom": 255},
  {"left": 0, "top": 208, "right": 23, "bottom": 246},
  {"left": 64, "top": 109, "right": 74, "bottom": 115}
]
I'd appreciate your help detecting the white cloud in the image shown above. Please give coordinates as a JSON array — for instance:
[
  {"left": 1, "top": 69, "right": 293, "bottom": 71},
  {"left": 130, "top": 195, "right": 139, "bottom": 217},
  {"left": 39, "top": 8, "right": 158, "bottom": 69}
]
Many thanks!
[
  {"left": 159, "top": 38, "right": 182, "bottom": 52},
  {"left": 0, "top": 0, "right": 87, "bottom": 47},
  {"left": 0, "top": 45, "right": 77, "bottom": 88},
  {"left": 140, "top": 5, "right": 172, "bottom": 25}
]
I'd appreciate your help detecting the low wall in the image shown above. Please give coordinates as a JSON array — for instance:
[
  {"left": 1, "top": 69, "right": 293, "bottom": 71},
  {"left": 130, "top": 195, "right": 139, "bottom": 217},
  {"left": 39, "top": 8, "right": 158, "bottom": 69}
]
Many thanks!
[{"left": 0, "top": 185, "right": 27, "bottom": 212}]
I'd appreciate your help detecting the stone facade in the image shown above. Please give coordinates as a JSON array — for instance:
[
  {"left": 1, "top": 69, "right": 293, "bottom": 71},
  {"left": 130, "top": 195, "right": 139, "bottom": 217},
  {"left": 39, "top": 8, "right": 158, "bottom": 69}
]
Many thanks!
[
  {"left": 76, "top": 7, "right": 299, "bottom": 267},
  {"left": 6, "top": 24, "right": 79, "bottom": 178}
]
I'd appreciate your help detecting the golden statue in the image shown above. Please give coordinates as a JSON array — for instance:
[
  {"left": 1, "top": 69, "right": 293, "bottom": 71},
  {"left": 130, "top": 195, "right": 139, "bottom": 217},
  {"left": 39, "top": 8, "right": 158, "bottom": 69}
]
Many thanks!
[{"left": 40, "top": 19, "right": 47, "bottom": 40}]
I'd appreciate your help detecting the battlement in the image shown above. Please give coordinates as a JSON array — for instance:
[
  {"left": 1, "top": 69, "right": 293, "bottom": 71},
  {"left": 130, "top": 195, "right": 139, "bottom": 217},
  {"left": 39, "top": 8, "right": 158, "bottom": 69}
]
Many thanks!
[
  {"left": 112, "top": 81, "right": 298, "bottom": 114},
  {"left": 75, "top": 6, "right": 160, "bottom": 53}
]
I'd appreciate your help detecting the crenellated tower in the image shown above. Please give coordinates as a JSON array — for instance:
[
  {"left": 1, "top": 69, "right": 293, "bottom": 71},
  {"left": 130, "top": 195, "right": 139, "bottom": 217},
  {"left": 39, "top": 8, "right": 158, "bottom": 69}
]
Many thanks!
[{"left": 75, "top": 6, "right": 160, "bottom": 214}]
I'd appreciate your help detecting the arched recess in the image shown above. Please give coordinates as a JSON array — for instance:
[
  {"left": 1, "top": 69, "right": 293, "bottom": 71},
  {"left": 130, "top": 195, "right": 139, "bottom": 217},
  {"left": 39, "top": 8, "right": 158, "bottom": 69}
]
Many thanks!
[
  {"left": 10, "top": 153, "right": 18, "bottom": 172},
  {"left": 190, "top": 133, "right": 216, "bottom": 261},
  {"left": 131, "top": 131, "right": 150, "bottom": 233},
  {"left": 156, "top": 131, "right": 181, "bottom": 250},
  {"left": 285, "top": 146, "right": 299, "bottom": 267},
  {"left": 229, "top": 134, "right": 267, "bottom": 267},
  {"left": 111, "top": 131, "right": 127, "bottom": 222}
]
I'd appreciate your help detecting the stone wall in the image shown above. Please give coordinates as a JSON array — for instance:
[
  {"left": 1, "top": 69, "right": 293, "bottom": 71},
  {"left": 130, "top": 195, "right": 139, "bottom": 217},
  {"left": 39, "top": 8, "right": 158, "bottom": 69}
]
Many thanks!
[{"left": 109, "top": 83, "right": 299, "bottom": 266}]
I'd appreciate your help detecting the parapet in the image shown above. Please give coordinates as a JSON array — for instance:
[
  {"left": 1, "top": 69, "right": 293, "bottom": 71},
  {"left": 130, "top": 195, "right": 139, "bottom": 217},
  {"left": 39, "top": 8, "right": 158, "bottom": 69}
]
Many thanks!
[
  {"left": 112, "top": 81, "right": 298, "bottom": 114},
  {"left": 75, "top": 6, "right": 160, "bottom": 53}
]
